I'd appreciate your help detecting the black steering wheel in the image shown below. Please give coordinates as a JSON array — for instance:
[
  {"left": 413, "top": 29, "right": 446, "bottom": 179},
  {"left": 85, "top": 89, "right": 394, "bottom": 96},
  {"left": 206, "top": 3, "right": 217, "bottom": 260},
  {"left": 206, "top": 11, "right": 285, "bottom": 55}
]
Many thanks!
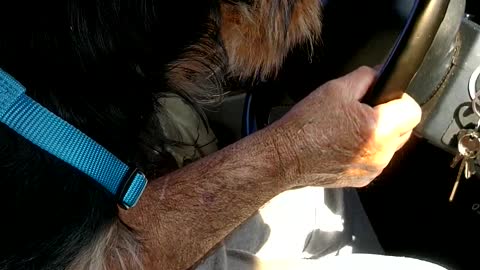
[{"left": 242, "top": 0, "right": 451, "bottom": 137}]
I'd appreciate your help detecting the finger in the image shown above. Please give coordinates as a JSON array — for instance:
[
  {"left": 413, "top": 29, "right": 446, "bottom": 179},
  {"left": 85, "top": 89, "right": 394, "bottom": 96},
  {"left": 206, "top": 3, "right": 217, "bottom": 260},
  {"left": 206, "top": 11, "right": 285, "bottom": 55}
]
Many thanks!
[
  {"left": 335, "top": 66, "right": 378, "bottom": 101},
  {"left": 373, "top": 93, "right": 422, "bottom": 139}
]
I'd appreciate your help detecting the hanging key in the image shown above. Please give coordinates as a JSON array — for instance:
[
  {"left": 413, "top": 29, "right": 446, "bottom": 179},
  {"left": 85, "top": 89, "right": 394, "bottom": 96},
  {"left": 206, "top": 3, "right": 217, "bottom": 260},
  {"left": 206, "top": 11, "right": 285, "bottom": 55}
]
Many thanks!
[
  {"left": 449, "top": 130, "right": 468, "bottom": 202},
  {"left": 449, "top": 91, "right": 480, "bottom": 201},
  {"left": 458, "top": 131, "right": 479, "bottom": 178},
  {"left": 449, "top": 129, "right": 480, "bottom": 202}
]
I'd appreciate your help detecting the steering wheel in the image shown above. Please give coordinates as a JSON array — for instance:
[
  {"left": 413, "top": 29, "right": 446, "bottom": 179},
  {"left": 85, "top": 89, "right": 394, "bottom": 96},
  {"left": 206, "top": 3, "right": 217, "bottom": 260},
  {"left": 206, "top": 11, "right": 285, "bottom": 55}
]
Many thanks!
[
  {"left": 242, "top": 0, "right": 453, "bottom": 137},
  {"left": 362, "top": 0, "right": 450, "bottom": 106}
]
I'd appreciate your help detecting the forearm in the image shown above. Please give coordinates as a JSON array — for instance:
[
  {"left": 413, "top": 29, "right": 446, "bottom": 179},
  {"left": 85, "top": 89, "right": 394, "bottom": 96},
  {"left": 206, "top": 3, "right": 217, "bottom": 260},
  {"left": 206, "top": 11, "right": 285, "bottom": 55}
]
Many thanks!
[
  {"left": 117, "top": 66, "right": 414, "bottom": 269},
  {"left": 120, "top": 126, "right": 287, "bottom": 270}
]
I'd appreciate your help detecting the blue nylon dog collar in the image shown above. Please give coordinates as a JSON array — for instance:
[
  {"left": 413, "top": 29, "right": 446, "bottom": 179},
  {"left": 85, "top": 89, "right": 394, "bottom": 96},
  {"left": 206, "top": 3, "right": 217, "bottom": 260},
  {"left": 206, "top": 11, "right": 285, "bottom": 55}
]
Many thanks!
[{"left": 0, "top": 69, "right": 147, "bottom": 209}]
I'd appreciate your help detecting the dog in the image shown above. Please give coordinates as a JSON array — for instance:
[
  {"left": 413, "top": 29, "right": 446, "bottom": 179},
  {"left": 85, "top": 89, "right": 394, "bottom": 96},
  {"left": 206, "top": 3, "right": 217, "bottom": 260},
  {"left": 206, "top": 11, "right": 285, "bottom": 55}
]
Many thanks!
[{"left": 0, "top": 0, "right": 321, "bottom": 269}]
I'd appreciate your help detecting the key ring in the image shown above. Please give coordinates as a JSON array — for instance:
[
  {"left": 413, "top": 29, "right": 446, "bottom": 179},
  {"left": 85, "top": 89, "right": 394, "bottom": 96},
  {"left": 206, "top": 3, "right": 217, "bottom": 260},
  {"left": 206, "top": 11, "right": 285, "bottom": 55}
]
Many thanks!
[
  {"left": 471, "top": 89, "right": 480, "bottom": 130},
  {"left": 469, "top": 64, "right": 480, "bottom": 129},
  {"left": 468, "top": 64, "right": 480, "bottom": 101},
  {"left": 471, "top": 90, "right": 480, "bottom": 118}
]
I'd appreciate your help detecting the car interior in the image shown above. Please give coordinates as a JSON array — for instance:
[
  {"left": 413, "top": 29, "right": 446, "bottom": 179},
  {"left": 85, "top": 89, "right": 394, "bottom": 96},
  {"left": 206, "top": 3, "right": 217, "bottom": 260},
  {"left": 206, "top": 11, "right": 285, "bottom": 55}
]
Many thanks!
[{"left": 206, "top": 0, "right": 480, "bottom": 269}]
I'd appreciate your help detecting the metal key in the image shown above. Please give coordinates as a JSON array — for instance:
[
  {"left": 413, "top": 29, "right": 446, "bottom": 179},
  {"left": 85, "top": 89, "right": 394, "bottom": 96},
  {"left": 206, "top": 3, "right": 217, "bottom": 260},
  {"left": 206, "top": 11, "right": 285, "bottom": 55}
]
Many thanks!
[
  {"left": 449, "top": 157, "right": 465, "bottom": 202},
  {"left": 449, "top": 130, "right": 480, "bottom": 202},
  {"left": 459, "top": 131, "right": 479, "bottom": 178},
  {"left": 450, "top": 84, "right": 480, "bottom": 201}
]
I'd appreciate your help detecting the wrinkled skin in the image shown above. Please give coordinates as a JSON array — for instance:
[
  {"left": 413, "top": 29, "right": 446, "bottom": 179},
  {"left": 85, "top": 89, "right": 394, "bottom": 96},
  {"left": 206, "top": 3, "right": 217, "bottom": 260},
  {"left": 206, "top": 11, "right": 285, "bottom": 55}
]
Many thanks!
[
  {"left": 119, "top": 66, "right": 422, "bottom": 270},
  {"left": 267, "top": 66, "right": 422, "bottom": 189}
]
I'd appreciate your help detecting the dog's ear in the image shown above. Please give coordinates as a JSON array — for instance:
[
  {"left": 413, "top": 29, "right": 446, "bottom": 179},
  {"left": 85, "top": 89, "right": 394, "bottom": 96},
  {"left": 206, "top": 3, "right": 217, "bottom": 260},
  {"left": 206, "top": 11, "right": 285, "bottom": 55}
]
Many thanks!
[{"left": 219, "top": 0, "right": 322, "bottom": 80}]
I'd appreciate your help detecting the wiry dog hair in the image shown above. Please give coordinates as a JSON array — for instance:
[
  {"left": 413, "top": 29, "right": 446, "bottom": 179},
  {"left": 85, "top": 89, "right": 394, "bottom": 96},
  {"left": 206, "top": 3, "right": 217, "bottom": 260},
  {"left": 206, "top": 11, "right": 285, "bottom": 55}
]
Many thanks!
[
  {"left": 0, "top": 0, "right": 321, "bottom": 269},
  {"left": 220, "top": 0, "right": 321, "bottom": 79}
]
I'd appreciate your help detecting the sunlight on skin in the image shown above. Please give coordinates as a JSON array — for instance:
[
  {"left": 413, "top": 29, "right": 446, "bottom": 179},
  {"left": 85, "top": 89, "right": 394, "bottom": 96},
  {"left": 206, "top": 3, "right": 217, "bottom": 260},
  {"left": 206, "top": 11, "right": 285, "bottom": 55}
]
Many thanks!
[{"left": 362, "top": 93, "right": 421, "bottom": 169}]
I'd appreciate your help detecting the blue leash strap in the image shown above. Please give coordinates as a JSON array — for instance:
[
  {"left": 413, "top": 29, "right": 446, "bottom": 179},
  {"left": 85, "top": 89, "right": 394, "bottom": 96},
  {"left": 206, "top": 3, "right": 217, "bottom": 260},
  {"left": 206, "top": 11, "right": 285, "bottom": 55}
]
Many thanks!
[{"left": 0, "top": 69, "right": 147, "bottom": 209}]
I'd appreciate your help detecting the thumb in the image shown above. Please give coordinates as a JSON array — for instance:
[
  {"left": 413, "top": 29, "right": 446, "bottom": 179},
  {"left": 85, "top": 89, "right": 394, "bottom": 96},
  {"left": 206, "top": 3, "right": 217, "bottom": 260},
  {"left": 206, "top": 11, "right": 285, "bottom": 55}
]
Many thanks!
[{"left": 373, "top": 93, "right": 422, "bottom": 139}]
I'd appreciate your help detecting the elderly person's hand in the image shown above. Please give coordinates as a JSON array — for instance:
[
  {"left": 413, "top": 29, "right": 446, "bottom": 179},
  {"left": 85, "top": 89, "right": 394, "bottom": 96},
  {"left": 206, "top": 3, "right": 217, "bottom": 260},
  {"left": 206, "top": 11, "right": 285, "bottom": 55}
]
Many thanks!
[
  {"left": 268, "top": 66, "right": 421, "bottom": 188},
  {"left": 119, "top": 65, "right": 422, "bottom": 270}
]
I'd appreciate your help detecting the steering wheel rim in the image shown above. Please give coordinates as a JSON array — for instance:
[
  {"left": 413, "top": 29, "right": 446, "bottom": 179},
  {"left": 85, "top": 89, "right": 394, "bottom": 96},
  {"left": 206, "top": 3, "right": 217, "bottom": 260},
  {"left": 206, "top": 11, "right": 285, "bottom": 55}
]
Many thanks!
[
  {"left": 242, "top": 0, "right": 451, "bottom": 137},
  {"left": 362, "top": 0, "right": 451, "bottom": 106}
]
